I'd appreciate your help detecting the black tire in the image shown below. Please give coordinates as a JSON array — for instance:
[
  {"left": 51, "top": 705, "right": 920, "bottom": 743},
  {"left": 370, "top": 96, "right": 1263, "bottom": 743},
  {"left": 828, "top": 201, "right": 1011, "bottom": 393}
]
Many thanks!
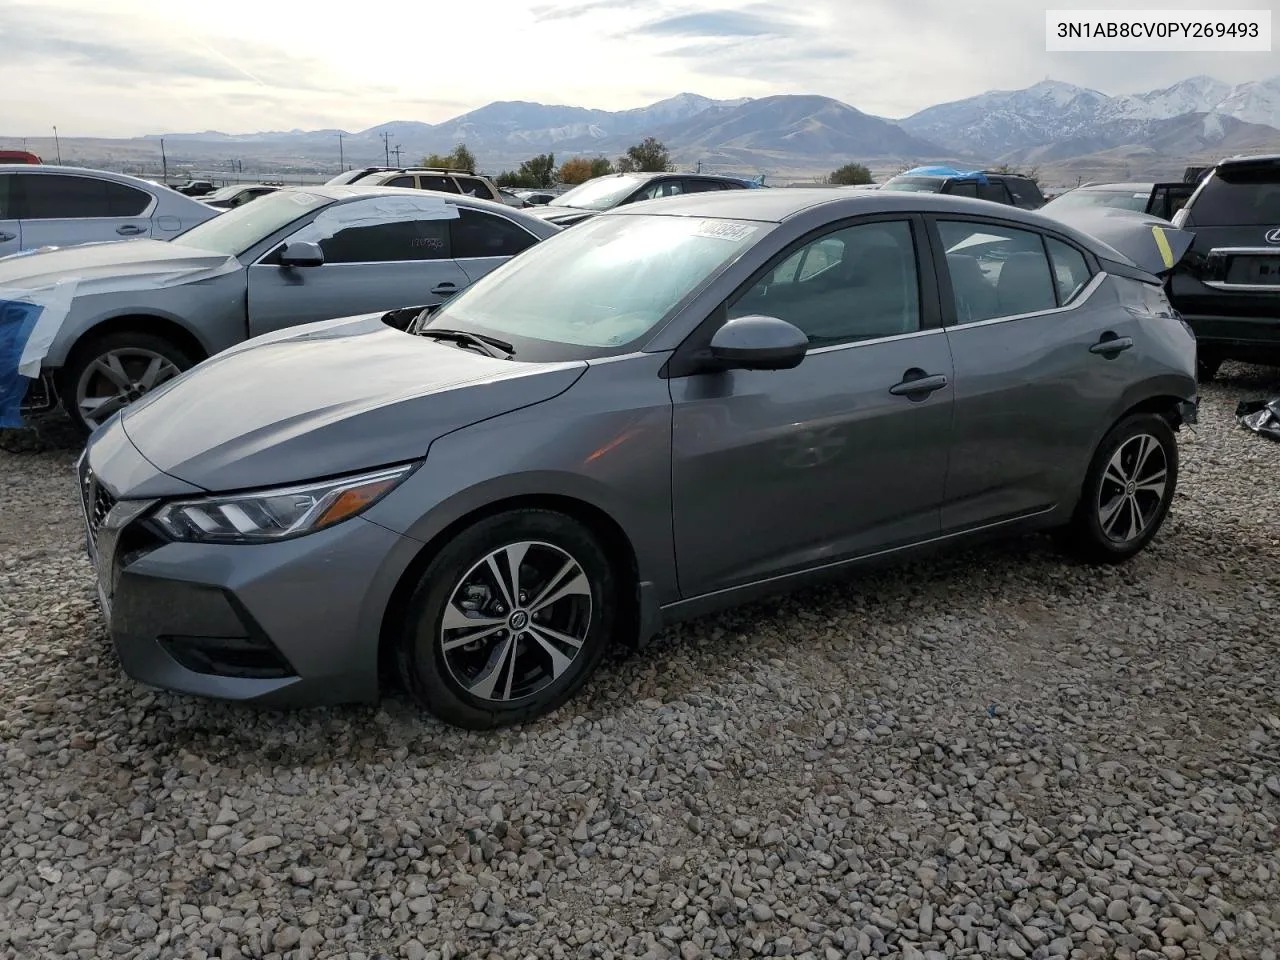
[
  {"left": 1063, "top": 413, "right": 1179, "bottom": 564},
  {"left": 1196, "top": 352, "right": 1222, "bottom": 383},
  {"left": 395, "top": 509, "right": 619, "bottom": 729},
  {"left": 61, "top": 331, "right": 193, "bottom": 433}
]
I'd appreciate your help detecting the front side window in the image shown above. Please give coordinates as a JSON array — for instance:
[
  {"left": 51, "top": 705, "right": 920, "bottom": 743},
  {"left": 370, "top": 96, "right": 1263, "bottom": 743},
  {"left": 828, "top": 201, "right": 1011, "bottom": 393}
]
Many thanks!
[
  {"left": 635, "top": 179, "right": 683, "bottom": 202},
  {"left": 449, "top": 208, "right": 536, "bottom": 259},
  {"left": 679, "top": 179, "right": 723, "bottom": 194},
  {"left": 937, "top": 220, "right": 1057, "bottom": 324},
  {"left": 728, "top": 220, "right": 921, "bottom": 347},
  {"left": 320, "top": 218, "right": 451, "bottom": 264},
  {"left": 420, "top": 176, "right": 461, "bottom": 194},
  {"left": 947, "top": 181, "right": 979, "bottom": 198},
  {"left": 14, "top": 174, "right": 150, "bottom": 219},
  {"left": 176, "top": 190, "right": 333, "bottom": 257},
  {"left": 426, "top": 213, "right": 764, "bottom": 356}
]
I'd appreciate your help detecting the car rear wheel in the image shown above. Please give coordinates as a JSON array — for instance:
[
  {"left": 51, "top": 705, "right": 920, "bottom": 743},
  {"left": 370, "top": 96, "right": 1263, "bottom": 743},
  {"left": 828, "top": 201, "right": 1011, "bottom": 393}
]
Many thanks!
[
  {"left": 1063, "top": 413, "right": 1178, "bottom": 564},
  {"left": 63, "top": 332, "right": 192, "bottom": 433},
  {"left": 396, "top": 509, "right": 617, "bottom": 729}
]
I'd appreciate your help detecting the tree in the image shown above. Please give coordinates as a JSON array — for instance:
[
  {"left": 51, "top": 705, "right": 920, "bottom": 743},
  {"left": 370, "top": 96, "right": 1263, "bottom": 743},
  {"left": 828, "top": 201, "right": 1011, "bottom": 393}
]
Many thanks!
[
  {"left": 421, "top": 142, "right": 476, "bottom": 171},
  {"left": 558, "top": 157, "right": 595, "bottom": 185},
  {"left": 829, "top": 162, "right": 872, "bottom": 186},
  {"left": 618, "top": 137, "right": 672, "bottom": 173},
  {"left": 495, "top": 153, "right": 556, "bottom": 189}
]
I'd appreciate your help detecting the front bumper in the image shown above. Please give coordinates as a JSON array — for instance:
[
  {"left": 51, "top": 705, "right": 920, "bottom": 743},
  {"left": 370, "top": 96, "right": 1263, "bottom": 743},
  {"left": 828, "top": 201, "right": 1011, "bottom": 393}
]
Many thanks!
[{"left": 78, "top": 455, "right": 420, "bottom": 706}]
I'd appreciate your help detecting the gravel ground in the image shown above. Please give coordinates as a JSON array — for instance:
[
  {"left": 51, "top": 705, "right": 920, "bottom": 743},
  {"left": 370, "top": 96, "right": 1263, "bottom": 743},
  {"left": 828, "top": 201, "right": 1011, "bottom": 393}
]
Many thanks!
[{"left": 2, "top": 368, "right": 1279, "bottom": 960}]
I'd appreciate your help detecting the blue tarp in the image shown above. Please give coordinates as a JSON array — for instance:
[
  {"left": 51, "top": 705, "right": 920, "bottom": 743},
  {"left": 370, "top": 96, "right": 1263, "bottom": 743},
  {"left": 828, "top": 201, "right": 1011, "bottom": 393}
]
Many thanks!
[
  {"left": 902, "top": 166, "right": 989, "bottom": 183},
  {"left": 0, "top": 298, "right": 44, "bottom": 427}
]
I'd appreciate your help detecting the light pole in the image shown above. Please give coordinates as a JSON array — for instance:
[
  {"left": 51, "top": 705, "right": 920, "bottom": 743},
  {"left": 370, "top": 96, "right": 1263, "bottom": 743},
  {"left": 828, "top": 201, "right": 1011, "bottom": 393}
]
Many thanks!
[
  {"left": 52, "top": 126, "right": 62, "bottom": 164},
  {"left": 337, "top": 132, "right": 345, "bottom": 171}
]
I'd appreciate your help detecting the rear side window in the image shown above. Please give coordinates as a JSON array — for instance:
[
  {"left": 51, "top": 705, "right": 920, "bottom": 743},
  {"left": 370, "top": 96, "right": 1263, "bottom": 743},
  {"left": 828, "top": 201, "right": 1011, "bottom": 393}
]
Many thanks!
[
  {"left": 14, "top": 174, "right": 151, "bottom": 219},
  {"left": 978, "top": 181, "right": 1010, "bottom": 203},
  {"left": 947, "top": 181, "right": 979, "bottom": 198},
  {"left": 680, "top": 179, "right": 724, "bottom": 194},
  {"left": 1186, "top": 166, "right": 1280, "bottom": 226},
  {"left": 319, "top": 218, "right": 451, "bottom": 263},
  {"left": 0, "top": 175, "right": 10, "bottom": 218},
  {"left": 454, "top": 177, "right": 497, "bottom": 200},
  {"left": 937, "top": 220, "right": 1058, "bottom": 323},
  {"left": 385, "top": 175, "right": 416, "bottom": 188},
  {"left": 1005, "top": 178, "right": 1045, "bottom": 208},
  {"left": 420, "top": 175, "right": 461, "bottom": 194},
  {"left": 449, "top": 208, "right": 537, "bottom": 258},
  {"left": 1045, "top": 237, "right": 1092, "bottom": 304}
]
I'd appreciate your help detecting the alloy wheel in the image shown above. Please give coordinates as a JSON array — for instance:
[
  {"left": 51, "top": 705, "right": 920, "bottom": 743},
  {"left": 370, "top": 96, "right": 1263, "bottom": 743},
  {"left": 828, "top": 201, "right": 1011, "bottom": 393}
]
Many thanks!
[
  {"left": 75, "top": 348, "right": 182, "bottom": 429},
  {"left": 1096, "top": 433, "right": 1169, "bottom": 544},
  {"left": 440, "top": 541, "right": 593, "bottom": 703}
]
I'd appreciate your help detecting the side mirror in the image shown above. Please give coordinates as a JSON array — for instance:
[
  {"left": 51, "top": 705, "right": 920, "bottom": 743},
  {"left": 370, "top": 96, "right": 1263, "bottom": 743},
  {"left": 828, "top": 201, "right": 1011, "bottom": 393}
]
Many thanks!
[
  {"left": 279, "top": 240, "right": 324, "bottom": 268},
  {"left": 707, "top": 315, "right": 808, "bottom": 371}
]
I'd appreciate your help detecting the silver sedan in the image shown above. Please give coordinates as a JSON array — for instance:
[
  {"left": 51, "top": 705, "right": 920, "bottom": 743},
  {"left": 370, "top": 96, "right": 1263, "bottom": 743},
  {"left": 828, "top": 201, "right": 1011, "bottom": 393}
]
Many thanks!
[{"left": 1, "top": 186, "right": 560, "bottom": 430}]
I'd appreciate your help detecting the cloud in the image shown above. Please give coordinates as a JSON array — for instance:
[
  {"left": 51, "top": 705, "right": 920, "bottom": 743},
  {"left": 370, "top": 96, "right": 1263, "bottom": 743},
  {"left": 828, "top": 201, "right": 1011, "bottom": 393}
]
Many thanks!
[
  {"left": 531, "top": 0, "right": 644, "bottom": 21},
  {"left": 633, "top": 9, "right": 798, "bottom": 38}
]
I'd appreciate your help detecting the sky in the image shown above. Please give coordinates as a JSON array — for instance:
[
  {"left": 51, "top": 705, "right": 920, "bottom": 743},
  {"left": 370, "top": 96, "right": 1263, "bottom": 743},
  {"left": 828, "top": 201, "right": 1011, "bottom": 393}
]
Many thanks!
[{"left": 0, "top": 0, "right": 1276, "bottom": 137}]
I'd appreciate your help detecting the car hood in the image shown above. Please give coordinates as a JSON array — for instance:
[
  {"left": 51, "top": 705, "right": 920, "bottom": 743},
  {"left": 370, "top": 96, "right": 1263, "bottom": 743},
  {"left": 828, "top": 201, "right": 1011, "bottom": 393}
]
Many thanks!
[
  {"left": 117, "top": 312, "right": 589, "bottom": 492},
  {"left": 0, "top": 238, "right": 238, "bottom": 292},
  {"left": 530, "top": 205, "right": 596, "bottom": 223}
]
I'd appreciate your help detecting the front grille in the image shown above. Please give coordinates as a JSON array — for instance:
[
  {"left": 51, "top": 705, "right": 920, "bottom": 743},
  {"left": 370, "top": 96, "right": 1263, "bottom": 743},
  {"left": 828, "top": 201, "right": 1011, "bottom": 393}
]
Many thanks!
[{"left": 80, "top": 466, "right": 117, "bottom": 549}]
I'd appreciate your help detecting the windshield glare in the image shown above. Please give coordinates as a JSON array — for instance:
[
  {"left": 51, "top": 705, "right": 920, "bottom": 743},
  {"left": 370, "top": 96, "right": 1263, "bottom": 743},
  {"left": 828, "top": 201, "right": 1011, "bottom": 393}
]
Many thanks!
[
  {"left": 880, "top": 177, "right": 945, "bottom": 193},
  {"left": 1044, "top": 189, "right": 1149, "bottom": 212},
  {"left": 175, "top": 190, "right": 333, "bottom": 256},
  {"left": 550, "top": 175, "right": 646, "bottom": 210},
  {"left": 426, "top": 214, "right": 765, "bottom": 356}
]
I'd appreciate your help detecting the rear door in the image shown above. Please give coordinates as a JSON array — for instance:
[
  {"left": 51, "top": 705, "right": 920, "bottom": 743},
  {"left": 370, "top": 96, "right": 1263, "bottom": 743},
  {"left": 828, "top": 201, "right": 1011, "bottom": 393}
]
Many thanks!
[
  {"left": 930, "top": 215, "right": 1135, "bottom": 531},
  {"left": 450, "top": 207, "right": 540, "bottom": 285},
  {"left": 0, "top": 174, "right": 19, "bottom": 257},
  {"left": 14, "top": 172, "right": 154, "bottom": 248},
  {"left": 245, "top": 208, "right": 471, "bottom": 337}
]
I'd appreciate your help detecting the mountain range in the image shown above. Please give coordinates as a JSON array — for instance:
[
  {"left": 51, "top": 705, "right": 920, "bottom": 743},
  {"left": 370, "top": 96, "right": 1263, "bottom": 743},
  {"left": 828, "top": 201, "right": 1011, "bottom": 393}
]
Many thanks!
[{"left": 5, "top": 75, "right": 1279, "bottom": 185}]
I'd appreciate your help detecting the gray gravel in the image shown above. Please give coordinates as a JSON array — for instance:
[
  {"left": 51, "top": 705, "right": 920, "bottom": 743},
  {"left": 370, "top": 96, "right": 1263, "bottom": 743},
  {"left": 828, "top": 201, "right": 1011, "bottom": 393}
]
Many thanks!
[{"left": 2, "top": 367, "right": 1279, "bottom": 960}]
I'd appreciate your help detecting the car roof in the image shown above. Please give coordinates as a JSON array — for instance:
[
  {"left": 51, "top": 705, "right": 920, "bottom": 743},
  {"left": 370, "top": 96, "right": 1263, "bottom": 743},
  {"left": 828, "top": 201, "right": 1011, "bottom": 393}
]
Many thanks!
[
  {"left": 0, "top": 163, "right": 161, "bottom": 185},
  {"left": 1217, "top": 153, "right": 1280, "bottom": 167},
  {"left": 1073, "top": 182, "right": 1154, "bottom": 191},
  {"left": 605, "top": 187, "right": 1131, "bottom": 256},
  {"left": 301, "top": 184, "right": 562, "bottom": 228}
]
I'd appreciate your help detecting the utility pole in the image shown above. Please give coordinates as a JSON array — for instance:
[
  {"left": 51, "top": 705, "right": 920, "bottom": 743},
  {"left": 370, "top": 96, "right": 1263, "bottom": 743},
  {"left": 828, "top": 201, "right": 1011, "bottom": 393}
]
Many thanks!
[
  {"left": 381, "top": 131, "right": 391, "bottom": 165},
  {"left": 160, "top": 138, "right": 168, "bottom": 184},
  {"left": 337, "top": 132, "right": 345, "bottom": 171},
  {"left": 52, "top": 125, "right": 62, "bottom": 164},
  {"left": 696, "top": 160, "right": 702, "bottom": 173},
  {"left": 392, "top": 144, "right": 403, "bottom": 166}
]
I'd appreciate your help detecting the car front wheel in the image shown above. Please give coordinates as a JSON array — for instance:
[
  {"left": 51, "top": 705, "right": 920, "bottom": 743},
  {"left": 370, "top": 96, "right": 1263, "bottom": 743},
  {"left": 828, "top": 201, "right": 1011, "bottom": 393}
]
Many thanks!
[
  {"left": 396, "top": 509, "right": 618, "bottom": 729},
  {"left": 62, "top": 331, "right": 191, "bottom": 433},
  {"left": 1063, "top": 412, "right": 1179, "bottom": 563}
]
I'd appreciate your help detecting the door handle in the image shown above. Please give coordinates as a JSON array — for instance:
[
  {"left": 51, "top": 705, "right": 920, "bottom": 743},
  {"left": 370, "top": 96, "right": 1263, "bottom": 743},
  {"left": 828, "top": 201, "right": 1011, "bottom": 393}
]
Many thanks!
[
  {"left": 116, "top": 224, "right": 146, "bottom": 236},
  {"left": 889, "top": 370, "right": 949, "bottom": 398},
  {"left": 431, "top": 282, "right": 458, "bottom": 295},
  {"left": 0, "top": 231, "right": 15, "bottom": 242},
  {"left": 1089, "top": 334, "right": 1134, "bottom": 357}
]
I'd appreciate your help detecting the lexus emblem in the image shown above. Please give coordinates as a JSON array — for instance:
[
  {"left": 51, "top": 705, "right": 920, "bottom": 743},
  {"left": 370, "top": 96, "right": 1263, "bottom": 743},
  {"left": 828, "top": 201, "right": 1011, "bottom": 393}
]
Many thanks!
[{"left": 1266, "top": 227, "right": 1280, "bottom": 244}]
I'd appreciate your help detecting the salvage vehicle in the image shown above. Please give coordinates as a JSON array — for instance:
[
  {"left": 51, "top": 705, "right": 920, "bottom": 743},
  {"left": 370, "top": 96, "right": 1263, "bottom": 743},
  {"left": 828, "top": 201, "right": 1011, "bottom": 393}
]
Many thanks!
[
  {"left": 1164, "top": 154, "right": 1280, "bottom": 380},
  {"left": 879, "top": 167, "right": 1046, "bottom": 210},
  {"left": 1040, "top": 181, "right": 1195, "bottom": 221},
  {"left": 0, "top": 164, "right": 218, "bottom": 259},
  {"left": 198, "top": 183, "right": 280, "bottom": 210},
  {"left": 529, "top": 172, "right": 751, "bottom": 227},
  {"left": 1, "top": 186, "right": 559, "bottom": 429},
  {"left": 75, "top": 189, "right": 1198, "bottom": 728}
]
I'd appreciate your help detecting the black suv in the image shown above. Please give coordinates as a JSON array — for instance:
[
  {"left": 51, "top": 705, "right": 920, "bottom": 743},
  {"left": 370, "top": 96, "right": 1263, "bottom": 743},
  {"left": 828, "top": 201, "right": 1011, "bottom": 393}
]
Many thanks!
[
  {"left": 879, "top": 168, "right": 1046, "bottom": 209},
  {"left": 1164, "top": 155, "right": 1280, "bottom": 380}
]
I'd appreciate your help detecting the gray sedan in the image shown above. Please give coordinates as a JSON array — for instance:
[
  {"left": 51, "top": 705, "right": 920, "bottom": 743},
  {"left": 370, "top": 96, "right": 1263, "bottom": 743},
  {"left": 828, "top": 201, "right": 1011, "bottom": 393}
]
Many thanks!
[
  {"left": 77, "top": 189, "right": 1197, "bottom": 729},
  {"left": 3, "top": 186, "right": 559, "bottom": 429}
]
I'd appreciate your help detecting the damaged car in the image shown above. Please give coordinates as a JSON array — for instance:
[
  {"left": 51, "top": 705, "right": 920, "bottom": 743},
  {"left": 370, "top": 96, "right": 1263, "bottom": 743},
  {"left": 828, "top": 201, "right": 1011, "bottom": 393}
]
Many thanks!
[
  {"left": 0, "top": 186, "right": 559, "bottom": 429},
  {"left": 76, "top": 189, "right": 1197, "bottom": 729}
]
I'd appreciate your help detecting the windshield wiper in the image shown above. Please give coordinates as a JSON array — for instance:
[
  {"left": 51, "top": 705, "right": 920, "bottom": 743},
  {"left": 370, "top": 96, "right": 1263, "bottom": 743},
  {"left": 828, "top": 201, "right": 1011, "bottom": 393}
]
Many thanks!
[{"left": 418, "top": 327, "right": 515, "bottom": 359}]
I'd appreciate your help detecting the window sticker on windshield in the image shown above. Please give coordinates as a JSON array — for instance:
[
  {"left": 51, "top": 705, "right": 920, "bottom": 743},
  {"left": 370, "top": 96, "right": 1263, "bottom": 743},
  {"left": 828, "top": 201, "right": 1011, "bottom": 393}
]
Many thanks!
[
  {"left": 692, "top": 220, "right": 757, "bottom": 242},
  {"left": 291, "top": 192, "right": 325, "bottom": 206}
]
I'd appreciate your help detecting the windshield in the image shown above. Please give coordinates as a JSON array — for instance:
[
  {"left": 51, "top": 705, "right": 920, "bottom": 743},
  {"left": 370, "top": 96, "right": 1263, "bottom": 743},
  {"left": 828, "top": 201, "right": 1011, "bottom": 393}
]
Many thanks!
[
  {"left": 425, "top": 213, "right": 766, "bottom": 359},
  {"left": 174, "top": 190, "right": 333, "bottom": 256},
  {"left": 203, "top": 185, "right": 244, "bottom": 201},
  {"left": 879, "top": 176, "right": 946, "bottom": 193},
  {"left": 1043, "top": 188, "right": 1150, "bottom": 213},
  {"left": 550, "top": 175, "right": 647, "bottom": 210}
]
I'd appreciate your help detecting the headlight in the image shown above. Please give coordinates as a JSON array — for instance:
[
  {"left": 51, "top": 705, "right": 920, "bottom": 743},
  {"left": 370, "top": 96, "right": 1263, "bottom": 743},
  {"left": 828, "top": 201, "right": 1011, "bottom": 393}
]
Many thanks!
[{"left": 150, "top": 463, "right": 417, "bottom": 544}]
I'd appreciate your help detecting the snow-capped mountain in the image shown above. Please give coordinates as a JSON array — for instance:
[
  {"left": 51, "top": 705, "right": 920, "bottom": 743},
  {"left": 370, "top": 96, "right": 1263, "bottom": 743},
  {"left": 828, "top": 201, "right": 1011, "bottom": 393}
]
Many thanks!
[{"left": 901, "top": 75, "right": 1280, "bottom": 156}]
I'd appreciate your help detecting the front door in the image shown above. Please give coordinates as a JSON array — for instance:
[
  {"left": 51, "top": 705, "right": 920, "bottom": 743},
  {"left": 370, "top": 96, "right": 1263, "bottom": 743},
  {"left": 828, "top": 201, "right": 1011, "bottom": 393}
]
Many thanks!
[
  {"left": 450, "top": 207, "right": 541, "bottom": 285},
  {"left": 14, "top": 172, "right": 153, "bottom": 249},
  {"left": 246, "top": 211, "right": 472, "bottom": 337},
  {"left": 669, "top": 216, "right": 955, "bottom": 598},
  {"left": 931, "top": 216, "right": 1140, "bottom": 531}
]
